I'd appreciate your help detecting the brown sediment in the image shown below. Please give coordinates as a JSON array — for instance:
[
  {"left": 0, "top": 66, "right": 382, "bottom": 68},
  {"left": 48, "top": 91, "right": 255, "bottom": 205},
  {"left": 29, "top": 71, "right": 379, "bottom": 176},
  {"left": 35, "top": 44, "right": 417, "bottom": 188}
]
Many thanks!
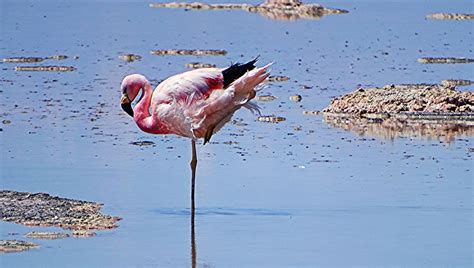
[
  {"left": 268, "top": 75, "right": 290, "bottom": 82},
  {"left": 149, "top": 0, "right": 348, "bottom": 21},
  {"left": 0, "top": 190, "right": 121, "bottom": 231},
  {"left": 0, "top": 240, "right": 39, "bottom": 253},
  {"left": 185, "top": 62, "right": 217, "bottom": 69},
  {"left": 151, "top": 49, "right": 227, "bottom": 56},
  {"left": 3, "top": 55, "right": 68, "bottom": 63},
  {"left": 257, "top": 115, "right": 286, "bottom": 123},
  {"left": 289, "top": 95, "right": 302, "bottom": 102},
  {"left": 426, "top": 13, "right": 474, "bottom": 20},
  {"left": 256, "top": 95, "right": 277, "bottom": 101},
  {"left": 15, "top": 66, "right": 76, "bottom": 72},
  {"left": 441, "top": 79, "right": 473, "bottom": 87},
  {"left": 418, "top": 57, "right": 473, "bottom": 64},
  {"left": 119, "top": 54, "right": 142, "bottom": 62},
  {"left": 25, "top": 232, "right": 69, "bottom": 239},
  {"left": 323, "top": 84, "right": 474, "bottom": 115},
  {"left": 323, "top": 115, "right": 474, "bottom": 143},
  {"left": 72, "top": 230, "right": 96, "bottom": 238}
]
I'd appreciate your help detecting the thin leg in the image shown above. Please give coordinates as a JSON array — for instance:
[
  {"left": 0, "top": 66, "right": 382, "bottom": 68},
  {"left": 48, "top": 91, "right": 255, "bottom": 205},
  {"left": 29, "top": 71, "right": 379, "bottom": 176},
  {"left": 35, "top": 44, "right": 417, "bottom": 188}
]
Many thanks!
[{"left": 190, "top": 139, "right": 197, "bottom": 268}]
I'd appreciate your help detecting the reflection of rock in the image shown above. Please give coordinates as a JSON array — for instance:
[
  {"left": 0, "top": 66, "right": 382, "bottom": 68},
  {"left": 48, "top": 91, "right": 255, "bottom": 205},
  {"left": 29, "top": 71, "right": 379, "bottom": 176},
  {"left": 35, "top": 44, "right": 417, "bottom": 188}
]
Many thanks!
[
  {"left": 149, "top": 1, "right": 348, "bottom": 21},
  {"left": 418, "top": 57, "right": 473, "bottom": 64},
  {"left": 324, "top": 115, "right": 474, "bottom": 143},
  {"left": 0, "top": 190, "right": 120, "bottom": 231},
  {"left": 151, "top": 49, "right": 227, "bottom": 56},
  {"left": 0, "top": 240, "right": 39, "bottom": 253},
  {"left": 324, "top": 84, "right": 474, "bottom": 115},
  {"left": 427, "top": 13, "right": 474, "bottom": 20}
]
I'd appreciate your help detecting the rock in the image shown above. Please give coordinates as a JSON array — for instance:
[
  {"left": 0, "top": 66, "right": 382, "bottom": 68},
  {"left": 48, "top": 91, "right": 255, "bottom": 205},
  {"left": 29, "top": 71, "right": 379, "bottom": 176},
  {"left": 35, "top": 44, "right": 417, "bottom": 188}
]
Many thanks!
[
  {"left": 0, "top": 240, "right": 39, "bottom": 253},
  {"left": 289, "top": 95, "right": 302, "bottom": 102},
  {"left": 149, "top": 1, "right": 348, "bottom": 21},
  {"left": 130, "top": 141, "right": 155, "bottom": 146},
  {"left": 257, "top": 115, "right": 286, "bottom": 123},
  {"left": 185, "top": 62, "right": 217, "bottom": 69},
  {"left": 268, "top": 75, "right": 290, "bottom": 82},
  {"left": 418, "top": 57, "right": 473, "bottom": 64},
  {"left": 25, "top": 232, "right": 69, "bottom": 239},
  {"left": 119, "top": 54, "right": 142, "bottom": 62},
  {"left": 150, "top": 49, "right": 227, "bottom": 56},
  {"left": 15, "top": 66, "right": 76, "bottom": 72},
  {"left": 0, "top": 190, "right": 121, "bottom": 231},
  {"left": 323, "top": 84, "right": 474, "bottom": 116},
  {"left": 441, "top": 79, "right": 473, "bottom": 87},
  {"left": 426, "top": 13, "right": 474, "bottom": 20},
  {"left": 72, "top": 230, "right": 96, "bottom": 238}
]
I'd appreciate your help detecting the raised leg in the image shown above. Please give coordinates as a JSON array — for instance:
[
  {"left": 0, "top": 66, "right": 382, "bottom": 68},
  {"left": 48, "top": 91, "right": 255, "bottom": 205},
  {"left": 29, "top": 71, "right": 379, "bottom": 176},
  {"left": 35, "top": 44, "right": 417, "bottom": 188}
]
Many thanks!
[{"left": 190, "top": 139, "right": 197, "bottom": 268}]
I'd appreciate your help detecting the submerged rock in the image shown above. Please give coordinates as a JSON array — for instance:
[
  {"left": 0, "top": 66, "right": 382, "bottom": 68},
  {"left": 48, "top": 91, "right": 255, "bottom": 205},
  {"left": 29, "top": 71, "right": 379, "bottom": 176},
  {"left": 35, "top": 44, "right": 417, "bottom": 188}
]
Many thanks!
[
  {"left": 0, "top": 240, "right": 39, "bottom": 253},
  {"left": 0, "top": 190, "right": 120, "bottom": 230},
  {"left": 418, "top": 57, "right": 473, "bottom": 64},
  {"left": 149, "top": 1, "right": 348, "bottom": 21},
  {"left": 256, "top": 95, "right": 277, "bottom": 101},
  {"left": 323, "top": 84, "right": 474, "bottom": 116},
  {"left": 426, "top": 13, "right": 474, "bottom": 20},
  {"left": 151, "top": 49, "right": 227, "bottom": 56}
]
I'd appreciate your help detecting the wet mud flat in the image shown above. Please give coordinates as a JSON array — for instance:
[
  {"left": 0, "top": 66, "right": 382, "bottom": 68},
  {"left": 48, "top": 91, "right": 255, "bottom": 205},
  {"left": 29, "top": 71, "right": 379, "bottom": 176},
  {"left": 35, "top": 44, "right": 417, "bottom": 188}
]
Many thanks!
[
  {"left": 149, "top": 0, "right": 348, "bottom": 21},
  {"left": 0, "top": 190, "right": 120, "bottom": 230}
]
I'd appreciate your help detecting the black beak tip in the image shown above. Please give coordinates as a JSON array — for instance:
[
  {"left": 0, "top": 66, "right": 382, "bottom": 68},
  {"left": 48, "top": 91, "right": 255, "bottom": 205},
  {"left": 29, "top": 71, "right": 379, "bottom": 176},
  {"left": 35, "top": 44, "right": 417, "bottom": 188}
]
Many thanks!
[{"left": 121, "top": 103, "right": 134, "bottom": 117}]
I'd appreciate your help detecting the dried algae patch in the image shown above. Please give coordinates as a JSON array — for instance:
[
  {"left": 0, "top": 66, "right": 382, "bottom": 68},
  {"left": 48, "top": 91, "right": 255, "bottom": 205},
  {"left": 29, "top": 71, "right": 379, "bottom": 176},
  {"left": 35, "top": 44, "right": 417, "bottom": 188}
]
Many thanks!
[
  {"left": 151, "top": 49, "right": 227, "bottom": 56},
  {"left": 0, "top": 240, "right": 39, "bottom": 253},
  {"left": 149, "top": 0, "right": 348, "bottom": 21},
  {"left": 0, "top": 190, "right": 120, "bottom": 231},
  {"left": 25, "top": 232, "right": 69, "bottom": 239},
  {"left": 427, "top": 13, "right": 474, "bottom": 20}
]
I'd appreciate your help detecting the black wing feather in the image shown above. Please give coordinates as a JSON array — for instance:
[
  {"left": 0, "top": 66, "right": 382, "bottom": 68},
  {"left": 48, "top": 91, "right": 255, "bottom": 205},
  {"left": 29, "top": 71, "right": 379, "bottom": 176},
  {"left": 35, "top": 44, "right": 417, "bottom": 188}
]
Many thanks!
[{"left": 222, "top": 57, "right": 259, "bottom": 88}]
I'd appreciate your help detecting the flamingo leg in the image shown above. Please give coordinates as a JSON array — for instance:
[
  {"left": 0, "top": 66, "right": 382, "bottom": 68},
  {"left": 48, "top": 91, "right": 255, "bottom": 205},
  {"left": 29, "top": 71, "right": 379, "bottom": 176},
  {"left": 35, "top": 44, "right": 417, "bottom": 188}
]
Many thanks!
[{"left": 190, "top": 139, "right": 197, "bottom": 268}]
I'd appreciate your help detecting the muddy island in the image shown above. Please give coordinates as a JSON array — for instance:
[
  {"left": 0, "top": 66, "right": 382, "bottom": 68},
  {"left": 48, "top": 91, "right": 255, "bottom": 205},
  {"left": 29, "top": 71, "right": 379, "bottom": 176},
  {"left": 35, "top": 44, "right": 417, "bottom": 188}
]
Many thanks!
[{"left": 149, "top": 0, "right": 348, "bottom": 21}]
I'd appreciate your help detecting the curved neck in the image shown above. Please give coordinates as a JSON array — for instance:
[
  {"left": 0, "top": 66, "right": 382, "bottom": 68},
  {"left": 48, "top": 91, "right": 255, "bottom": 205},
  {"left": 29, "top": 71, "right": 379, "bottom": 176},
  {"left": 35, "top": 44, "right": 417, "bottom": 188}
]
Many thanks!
[{"left": 134, "top": 82, "right": 169, "bottom": 134}]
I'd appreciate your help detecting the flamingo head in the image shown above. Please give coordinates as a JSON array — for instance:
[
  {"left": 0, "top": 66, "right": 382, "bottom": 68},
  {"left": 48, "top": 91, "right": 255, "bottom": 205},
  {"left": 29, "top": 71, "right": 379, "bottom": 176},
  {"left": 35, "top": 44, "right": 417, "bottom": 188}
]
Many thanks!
[{"left": 120, "top": 74, "right": 148, "bottom": 117}]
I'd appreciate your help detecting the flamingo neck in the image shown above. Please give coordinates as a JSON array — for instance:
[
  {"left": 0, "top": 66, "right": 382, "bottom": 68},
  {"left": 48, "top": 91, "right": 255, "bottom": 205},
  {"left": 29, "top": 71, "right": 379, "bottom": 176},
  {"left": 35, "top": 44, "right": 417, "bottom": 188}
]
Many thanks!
[{"left": 134, "top": 82, "right": 168, "bottom": 134}]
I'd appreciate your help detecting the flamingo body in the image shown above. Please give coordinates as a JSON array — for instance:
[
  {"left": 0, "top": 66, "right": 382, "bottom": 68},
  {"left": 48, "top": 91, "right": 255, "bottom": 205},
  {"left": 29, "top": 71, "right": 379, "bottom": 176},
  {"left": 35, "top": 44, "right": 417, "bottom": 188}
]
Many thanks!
[{"left": 121, "top": 61, "right": 271, "bottom": 143}]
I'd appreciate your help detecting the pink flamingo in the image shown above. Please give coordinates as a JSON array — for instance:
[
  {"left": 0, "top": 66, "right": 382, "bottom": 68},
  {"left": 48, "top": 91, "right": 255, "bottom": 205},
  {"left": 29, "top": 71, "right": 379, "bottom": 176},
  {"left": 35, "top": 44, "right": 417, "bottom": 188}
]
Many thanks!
[{"left": 120, "top": 58, "right": 271, "bottom": 210}]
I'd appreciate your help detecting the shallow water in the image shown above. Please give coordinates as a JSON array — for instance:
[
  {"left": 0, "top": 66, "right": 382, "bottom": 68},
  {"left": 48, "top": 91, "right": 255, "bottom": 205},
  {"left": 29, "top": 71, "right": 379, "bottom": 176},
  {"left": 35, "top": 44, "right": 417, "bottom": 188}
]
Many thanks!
[{"left": 0, "top": 0, "right": 473, "bottom": 267}]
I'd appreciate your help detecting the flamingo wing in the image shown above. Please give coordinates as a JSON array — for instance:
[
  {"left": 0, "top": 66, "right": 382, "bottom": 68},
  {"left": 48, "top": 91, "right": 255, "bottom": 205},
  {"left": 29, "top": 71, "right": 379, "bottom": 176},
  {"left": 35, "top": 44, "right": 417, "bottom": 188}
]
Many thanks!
[{"left": 151, "top": 61, "right": 270, "bottom": 142}]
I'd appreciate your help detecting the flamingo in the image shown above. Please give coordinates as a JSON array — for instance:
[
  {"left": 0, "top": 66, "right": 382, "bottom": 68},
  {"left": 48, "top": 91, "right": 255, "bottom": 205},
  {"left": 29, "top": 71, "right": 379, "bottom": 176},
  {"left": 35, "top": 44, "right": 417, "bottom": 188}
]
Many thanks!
[{"left": 120, "top": 58, "right": 271, "bottom": 211}]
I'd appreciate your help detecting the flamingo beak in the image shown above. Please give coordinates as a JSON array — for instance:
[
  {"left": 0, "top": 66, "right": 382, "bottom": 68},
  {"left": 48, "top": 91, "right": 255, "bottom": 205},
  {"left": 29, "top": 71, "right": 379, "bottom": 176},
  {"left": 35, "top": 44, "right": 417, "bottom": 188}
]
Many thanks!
[{"left": 120, "top": 94, "right": 134, "bottom": 117}]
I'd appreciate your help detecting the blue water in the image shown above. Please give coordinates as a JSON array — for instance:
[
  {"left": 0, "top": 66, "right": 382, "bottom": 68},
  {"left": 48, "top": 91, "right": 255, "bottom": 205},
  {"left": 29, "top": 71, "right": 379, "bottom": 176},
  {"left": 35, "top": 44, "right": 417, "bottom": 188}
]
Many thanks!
[{"left": 0, "top": 0, "right": 472, "bottom": 267}]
